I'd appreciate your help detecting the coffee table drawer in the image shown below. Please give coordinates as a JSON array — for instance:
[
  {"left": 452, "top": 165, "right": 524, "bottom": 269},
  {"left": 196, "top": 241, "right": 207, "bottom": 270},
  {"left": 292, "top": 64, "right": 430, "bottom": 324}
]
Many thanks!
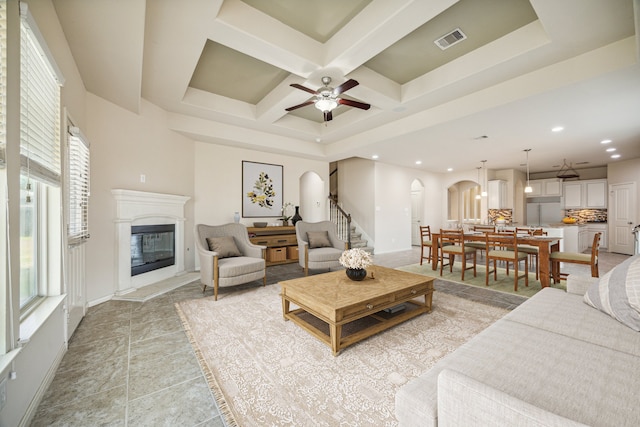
[
  {"left": 341, "top": 295, "right": 395, "bottom": 319},
  {"left": 393, "top": 283, "right": 432, "bottom": 300}
]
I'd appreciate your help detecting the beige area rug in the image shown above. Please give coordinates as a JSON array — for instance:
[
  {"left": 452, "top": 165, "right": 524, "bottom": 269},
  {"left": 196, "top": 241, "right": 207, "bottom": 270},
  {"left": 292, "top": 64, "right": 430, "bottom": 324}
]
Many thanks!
[
  {"left": 175, "top": 283, "right": 508, "bottom": 426},
  {"left": 398, "top": 262, "right": 566, "bottom": 298}
]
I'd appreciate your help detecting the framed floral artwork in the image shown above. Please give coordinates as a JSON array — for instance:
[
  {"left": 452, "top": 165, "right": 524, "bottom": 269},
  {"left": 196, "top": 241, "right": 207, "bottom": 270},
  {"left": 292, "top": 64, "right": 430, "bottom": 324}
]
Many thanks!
[{"left": 242, "top": 161, "right": 283, "bottom": 218}]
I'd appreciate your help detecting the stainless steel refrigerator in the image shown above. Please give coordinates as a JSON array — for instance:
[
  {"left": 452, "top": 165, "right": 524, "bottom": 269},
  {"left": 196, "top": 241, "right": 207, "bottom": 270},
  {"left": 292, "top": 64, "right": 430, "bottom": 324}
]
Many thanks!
[{"left": 526, "top": 197, "right": 563, "bottom": 226}]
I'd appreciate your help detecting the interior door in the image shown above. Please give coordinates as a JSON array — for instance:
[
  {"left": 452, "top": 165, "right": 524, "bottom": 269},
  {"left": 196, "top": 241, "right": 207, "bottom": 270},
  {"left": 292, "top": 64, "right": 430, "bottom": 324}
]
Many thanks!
[
  {"left": 411, "top": 187, "right": 423, "bottom": 246},
  {"left": 609, "top": 182, "right": 636, "bottom": 255}
]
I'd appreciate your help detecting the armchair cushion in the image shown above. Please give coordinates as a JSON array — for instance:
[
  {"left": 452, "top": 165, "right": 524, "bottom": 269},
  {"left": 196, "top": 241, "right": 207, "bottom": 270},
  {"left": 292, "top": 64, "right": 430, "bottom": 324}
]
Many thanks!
[
  {"left": 307, "top": 231, "right": 332, "bottom": 248},
  {"left": 206, "top": 236, "right": 242, "bottom": 258},
  {"left": 584, "top": 255, "right": 640, "bottom": 331}
]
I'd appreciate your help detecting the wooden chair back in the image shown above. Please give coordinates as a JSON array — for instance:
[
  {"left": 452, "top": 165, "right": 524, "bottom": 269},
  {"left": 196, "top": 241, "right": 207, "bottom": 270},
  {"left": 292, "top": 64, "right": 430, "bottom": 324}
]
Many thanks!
[
  {"left": 485, "top": 231, "right": 518, "bottom": 253},
  {"left": 420, "top": 225, "right": 431, "bottom": 241},
  {"left": 439, "top": 228, "right": 464, "bottom": 248}
]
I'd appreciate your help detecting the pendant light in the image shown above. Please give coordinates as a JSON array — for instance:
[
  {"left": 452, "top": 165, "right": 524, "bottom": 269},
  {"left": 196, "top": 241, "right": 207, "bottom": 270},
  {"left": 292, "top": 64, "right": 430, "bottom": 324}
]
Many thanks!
[
  {"left": 481, "top": 160, "right": 488, "bottom": 197},
  {"left": 475, "top": 167, "right": 482, "bottom": 200},
  {"left": 524, "top": 149, "right": 532, "bottom": 193}
]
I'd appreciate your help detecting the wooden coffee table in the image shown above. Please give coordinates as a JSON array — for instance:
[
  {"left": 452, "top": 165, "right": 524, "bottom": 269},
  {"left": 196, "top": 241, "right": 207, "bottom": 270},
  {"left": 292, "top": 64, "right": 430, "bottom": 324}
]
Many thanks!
[{"left": 279, "top": 265, "right": 435, "bottom": 355}]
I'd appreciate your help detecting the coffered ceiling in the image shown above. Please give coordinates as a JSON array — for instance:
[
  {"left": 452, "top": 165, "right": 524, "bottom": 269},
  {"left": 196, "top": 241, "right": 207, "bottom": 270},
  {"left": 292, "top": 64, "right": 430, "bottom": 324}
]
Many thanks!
[{"left": 52, "top": 0, "right": 640, "bottom": 174}]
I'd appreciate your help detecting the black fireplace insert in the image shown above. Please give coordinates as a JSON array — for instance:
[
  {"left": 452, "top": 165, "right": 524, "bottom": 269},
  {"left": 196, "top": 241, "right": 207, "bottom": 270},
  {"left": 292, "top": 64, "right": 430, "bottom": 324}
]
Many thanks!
[{"left": 130, "top": 224, "right": 175, "bottom": 276}]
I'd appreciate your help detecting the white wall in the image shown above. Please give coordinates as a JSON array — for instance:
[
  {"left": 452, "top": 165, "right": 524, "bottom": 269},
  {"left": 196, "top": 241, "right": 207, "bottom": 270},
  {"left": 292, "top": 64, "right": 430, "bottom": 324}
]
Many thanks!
[
  {"left": 85, "top": 95, "right": 196, "bottom": 304},
  {"left": 374, "top": 162, "right": 444, "bottom": 254},
  {"left": 338, "top": 158, "right": 376, "bottom": 239},
  {"left": 193, "top": 142, "right": 329, "bottom": 227}
]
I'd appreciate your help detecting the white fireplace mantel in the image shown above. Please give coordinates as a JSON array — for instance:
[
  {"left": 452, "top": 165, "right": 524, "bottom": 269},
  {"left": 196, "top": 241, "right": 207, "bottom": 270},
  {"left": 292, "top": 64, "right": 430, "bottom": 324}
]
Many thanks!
[{"left": 112, "top": 189, "right": 190, "bottom": 295}]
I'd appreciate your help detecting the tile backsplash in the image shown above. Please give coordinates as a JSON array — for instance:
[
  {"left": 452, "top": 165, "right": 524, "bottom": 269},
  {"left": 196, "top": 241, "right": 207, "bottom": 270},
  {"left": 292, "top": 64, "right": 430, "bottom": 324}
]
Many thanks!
[
  {"left": 488, "top": 209, "right": 513, "bottom": 225},
  {"left": 565, "top": 208, "right": 607, "bottom": 223}
]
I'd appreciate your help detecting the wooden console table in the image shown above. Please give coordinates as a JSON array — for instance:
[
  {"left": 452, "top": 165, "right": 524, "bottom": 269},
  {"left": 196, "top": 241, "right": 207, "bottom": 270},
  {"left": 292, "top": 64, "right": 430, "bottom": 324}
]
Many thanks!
[{"left": 247, "top": 226, "right": 298, "bottom": 266}]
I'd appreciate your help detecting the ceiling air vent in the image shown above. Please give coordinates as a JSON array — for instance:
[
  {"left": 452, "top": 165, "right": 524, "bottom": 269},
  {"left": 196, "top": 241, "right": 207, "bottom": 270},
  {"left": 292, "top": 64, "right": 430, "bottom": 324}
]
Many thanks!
[{"left": 434, "top": 28, "right": 467, "bottom": 50}]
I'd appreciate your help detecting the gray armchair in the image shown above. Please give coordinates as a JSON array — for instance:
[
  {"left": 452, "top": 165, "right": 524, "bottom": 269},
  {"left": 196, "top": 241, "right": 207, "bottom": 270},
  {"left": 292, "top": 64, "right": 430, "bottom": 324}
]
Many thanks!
[
  {"left": 295, "top": 221, "right": 348, "bottom": 276},
  {"left": 195, "top": 223, "right": 266, "bottom": 300}
]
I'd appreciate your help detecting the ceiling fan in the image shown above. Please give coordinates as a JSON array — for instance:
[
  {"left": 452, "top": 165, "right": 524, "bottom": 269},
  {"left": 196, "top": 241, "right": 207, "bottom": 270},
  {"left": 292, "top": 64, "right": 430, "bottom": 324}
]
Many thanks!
[{"left": 285, "top": 76, "right": 371, "bottom": 122}]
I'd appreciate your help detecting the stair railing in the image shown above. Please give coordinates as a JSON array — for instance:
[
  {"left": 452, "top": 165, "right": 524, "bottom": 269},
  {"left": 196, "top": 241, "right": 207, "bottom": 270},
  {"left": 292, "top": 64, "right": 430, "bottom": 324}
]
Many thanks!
[{"left": 328, "top": 194, "right": 351, "bottom": 249}]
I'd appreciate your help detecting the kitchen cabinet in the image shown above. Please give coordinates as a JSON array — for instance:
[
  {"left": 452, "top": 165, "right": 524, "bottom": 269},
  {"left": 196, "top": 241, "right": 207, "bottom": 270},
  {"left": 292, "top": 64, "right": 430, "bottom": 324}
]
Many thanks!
[
  {"left": 586, "top": 223, "right": 607, "bottom": 249},
  {"left": 585, "top": 180, "right": 607, "bottom": 208},
  {"left": 527, "top": 178, "right": 562, "bottom": 197},
  {"left": 563, "top": 179, "right": 607, "bottom": 208},
  {"left": 488, "top": 179, "right": 508, "bottom": 209}
]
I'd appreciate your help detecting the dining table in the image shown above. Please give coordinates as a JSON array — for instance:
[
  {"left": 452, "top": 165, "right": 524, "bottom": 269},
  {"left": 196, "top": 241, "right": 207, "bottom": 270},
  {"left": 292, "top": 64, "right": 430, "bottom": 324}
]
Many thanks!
[{"left": 430, "top": 231, "right": 561, "bottom": 288}]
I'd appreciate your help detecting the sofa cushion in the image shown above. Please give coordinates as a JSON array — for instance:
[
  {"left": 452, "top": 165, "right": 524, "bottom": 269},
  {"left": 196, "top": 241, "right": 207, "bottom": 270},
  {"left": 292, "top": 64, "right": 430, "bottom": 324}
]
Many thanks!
[
  {"left": 206, "top": 236, "right": 242, "bottom": 258},
  {"left": 584, "top": 255, "right": 640, "bottom": 331},
  {"left": 307, "top": 231, "right": 332, "bottom": 248},
  {"left": 504, "top": 287, "right": 640, "bottom": 357},
  {"left": 396, "top": 319, "right": 640, "bottom": 427},
  {"left": 437, "top": 369, "right": 587, "bottom": 427}
]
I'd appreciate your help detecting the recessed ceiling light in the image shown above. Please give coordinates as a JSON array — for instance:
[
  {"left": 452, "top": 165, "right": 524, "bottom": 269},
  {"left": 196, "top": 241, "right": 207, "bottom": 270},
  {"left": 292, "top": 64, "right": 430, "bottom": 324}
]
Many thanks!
[
  {"left": 371, "top": 155, "right": 379, "bottom": 159},
  {"left": 415, "top": 160, "right": 422, "bottom": 165},
  {"left": 606, "top": 148, "right": 616, "bottom": 152},
  {"left": 315, "top": 137, "right": 322, "bottom": 143},
  {"left": 600, "top": 139, "right": 612, "bottom": 144},
  {"left": 611, "top": 154, "right": 621, "bottom": 159},
  {"left": 447, "top": 168, "right": 453, "bottom": 172},
  {"left": 551, "top": 126, "right": 564, "bottom": 132},
  {"left": 392, "top": 106, "right": 406, "bottom": 113}
]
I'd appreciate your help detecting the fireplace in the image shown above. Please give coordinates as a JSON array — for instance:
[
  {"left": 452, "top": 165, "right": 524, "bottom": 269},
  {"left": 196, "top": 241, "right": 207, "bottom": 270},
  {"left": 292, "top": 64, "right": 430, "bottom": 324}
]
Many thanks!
[
  {"left": 131, "top": 224, "right": 175, "bottom": 276},
  {"left": 112, "top": 189, "right": 190, "bottom": 295}
]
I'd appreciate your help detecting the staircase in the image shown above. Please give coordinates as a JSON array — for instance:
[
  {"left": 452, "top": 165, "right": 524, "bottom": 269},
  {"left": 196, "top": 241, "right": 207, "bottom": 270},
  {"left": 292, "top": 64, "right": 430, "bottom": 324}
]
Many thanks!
[
  {"left": 329, "top": 194, "right": 373, "bottom": 253},
  {"left": 349, "top": 225, "right": 373, "bottom": 253}
]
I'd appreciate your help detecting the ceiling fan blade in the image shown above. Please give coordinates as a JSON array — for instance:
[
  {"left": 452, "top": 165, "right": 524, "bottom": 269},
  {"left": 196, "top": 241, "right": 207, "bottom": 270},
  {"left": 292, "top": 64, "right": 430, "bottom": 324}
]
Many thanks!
[
  {"left": 338, "top": 98, "right": 370, "bottom": 110},
  {"left": 290, "top": 83, "right": 318, "bottom": 95},
  {"left": 324, "top": 110, "right": 333, "bottom": 122},
  {"left": 285, "top": 100, "right": 315, "bottom": 111},
  {"left": 333, "top": 79, "right": 358, "bottom": 95}
]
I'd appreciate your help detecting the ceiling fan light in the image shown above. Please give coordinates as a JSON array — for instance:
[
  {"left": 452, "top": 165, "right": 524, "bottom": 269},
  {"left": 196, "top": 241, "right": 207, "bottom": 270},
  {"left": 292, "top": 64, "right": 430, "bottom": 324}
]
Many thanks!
[{"left": 315, "top": 99, "right": 338, "bottom": 112}]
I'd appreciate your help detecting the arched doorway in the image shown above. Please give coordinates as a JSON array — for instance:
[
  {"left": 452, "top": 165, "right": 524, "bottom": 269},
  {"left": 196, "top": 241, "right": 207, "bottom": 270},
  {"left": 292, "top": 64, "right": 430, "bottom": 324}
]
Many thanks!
[
  {"left": 299, "top": 171, "right": 325, "bottom": 222},
  {"left": 448, "top": 180, "right": 481, "bottom": 227}
]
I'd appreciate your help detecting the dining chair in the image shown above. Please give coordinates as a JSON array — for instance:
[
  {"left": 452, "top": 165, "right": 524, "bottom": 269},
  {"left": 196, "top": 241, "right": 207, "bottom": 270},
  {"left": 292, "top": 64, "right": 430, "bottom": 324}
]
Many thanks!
[
  {"left": 466, "top": 225, "right": 496, "bottom": 259},
  {"left": 485, "top": 231, "right": 528, "bottom": 291},
  {"left": 515, "top": 227, "right": 546, "bottom": 280},
  {"left": 439, "top": 229, "right": 477, "bottom": 281},
  {"left": 419, "top": 225, "right": 434, "bottom": 265},
  {"left": 549, "top": 232, "right": 601, "bottom": 283}
]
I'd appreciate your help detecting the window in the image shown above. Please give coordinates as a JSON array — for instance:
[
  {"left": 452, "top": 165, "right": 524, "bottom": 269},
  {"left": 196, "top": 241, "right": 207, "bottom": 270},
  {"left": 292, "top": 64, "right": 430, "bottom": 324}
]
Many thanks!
[
  {"left": 0, "top": 0, "right": 6, "bottom": 166},
  {"left": 67, "top": 126, "right": 90, "bottom": 245},
  {"left": 19, "top": 4, "right": 63, "bottom": 309}
]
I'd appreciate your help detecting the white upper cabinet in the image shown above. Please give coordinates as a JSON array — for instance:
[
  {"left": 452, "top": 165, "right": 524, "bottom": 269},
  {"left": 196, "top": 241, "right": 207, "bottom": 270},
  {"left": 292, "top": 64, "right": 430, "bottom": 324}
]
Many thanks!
[
  {"left": 488, "top": 180, "right": 508, "bottom": 209},
  {"left": 563, "top": 179, "right": 607, "bottom": 209},
  {"left": 563, "top": 182, "right": 583, "bottom": 208},
  {"left": 585, "top": 180, "right": 607, "bottom": 208},
  {"left": 527, "top": 178, "right": 562, "bottom": 197}
]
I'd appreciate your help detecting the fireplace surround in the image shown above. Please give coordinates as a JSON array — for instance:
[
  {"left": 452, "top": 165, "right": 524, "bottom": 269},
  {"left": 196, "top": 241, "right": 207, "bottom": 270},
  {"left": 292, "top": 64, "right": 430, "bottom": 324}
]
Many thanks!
[{"left": 112, "top": 189, "right": 190, "bottom": 295}]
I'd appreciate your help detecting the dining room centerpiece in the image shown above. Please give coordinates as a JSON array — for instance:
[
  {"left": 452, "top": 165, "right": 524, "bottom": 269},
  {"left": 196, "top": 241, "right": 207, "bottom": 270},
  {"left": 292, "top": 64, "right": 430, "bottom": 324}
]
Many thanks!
[{"left": 339, "top": 248, "right": 373, "bottom": 281}]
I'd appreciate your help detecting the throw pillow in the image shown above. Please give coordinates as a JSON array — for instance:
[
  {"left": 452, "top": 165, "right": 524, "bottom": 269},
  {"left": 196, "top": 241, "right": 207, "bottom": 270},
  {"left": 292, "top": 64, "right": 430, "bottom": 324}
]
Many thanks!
[
  {"left": 206, "top": 236, "right": 242, "bottom": 258},
  {"left": 307, "top": 231, "right": 332, "bottom": 249},
  {"left": 584, "top": 255, "right": 640, "bottom": 331}
]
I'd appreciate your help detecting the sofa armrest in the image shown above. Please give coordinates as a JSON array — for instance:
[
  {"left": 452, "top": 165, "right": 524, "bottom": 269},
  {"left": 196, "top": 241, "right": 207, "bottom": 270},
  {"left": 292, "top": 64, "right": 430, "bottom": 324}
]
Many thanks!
[
  {"left": 437, "top": 369, "right": 587, "bottom": 427},
  {"left": 566, "top": 275, "right": 599, "bottom": 295}
]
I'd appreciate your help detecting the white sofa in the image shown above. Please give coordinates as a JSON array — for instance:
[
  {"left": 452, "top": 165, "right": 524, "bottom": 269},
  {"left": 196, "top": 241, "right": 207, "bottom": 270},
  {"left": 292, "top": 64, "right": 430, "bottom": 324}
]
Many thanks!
[{"left": 395, "top": 256, "right": 640, "bottom": 426}]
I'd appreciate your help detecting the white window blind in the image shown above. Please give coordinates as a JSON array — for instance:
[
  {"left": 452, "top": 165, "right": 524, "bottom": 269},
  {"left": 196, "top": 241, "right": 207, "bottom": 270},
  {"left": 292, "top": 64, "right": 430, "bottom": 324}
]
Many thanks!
[
  {"left": 20, "top": 3, "right": 62, "bottom": 185},
  {"left": 0, "top": 0, "right": 6, "bottom": 167},
  {"left": 67, "top": 127, "right": 90, "bottom": 244}
]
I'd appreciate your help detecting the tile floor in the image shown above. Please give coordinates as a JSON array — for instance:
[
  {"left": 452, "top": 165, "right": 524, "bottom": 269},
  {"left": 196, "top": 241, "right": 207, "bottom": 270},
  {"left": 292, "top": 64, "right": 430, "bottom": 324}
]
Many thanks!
[{"left": 30, "top": 247, "right": 630, "bottom": 426}]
